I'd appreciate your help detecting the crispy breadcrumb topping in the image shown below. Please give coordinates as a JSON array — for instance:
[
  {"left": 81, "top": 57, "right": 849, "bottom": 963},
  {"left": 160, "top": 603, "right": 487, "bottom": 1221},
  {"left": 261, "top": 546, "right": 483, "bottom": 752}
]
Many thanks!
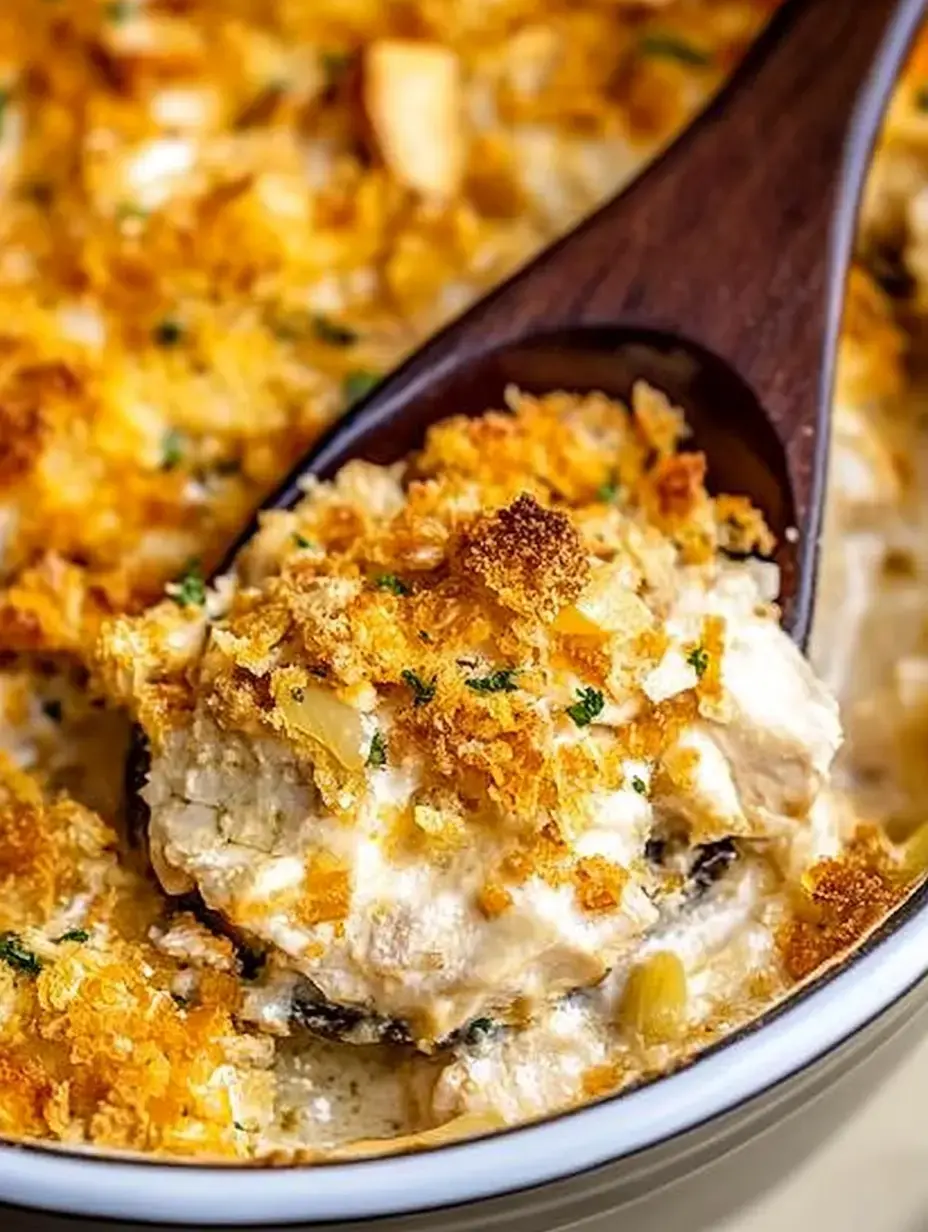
[
  {"left": 0, "top": 759, "right": 273, "bottom": 1156},
  {"left": 2, "top": 0, "right": 919, "bottom": 1164},
  {"left": 0, "top": 0, "right": 777, "bottom": 660},
  {"left": 101, "top": 385, "right": 773, "bottom": 874},
  {"left": 779, "top": 830, "right": 906, "bottom": 981}
]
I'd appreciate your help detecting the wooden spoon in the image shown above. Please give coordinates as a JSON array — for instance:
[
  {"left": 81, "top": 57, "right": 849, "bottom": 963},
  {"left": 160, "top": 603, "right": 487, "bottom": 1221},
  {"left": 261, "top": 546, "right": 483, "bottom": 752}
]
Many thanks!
[
  {"left": 125, "top": 0, "right": 925, "bottom": 1020},
  {"left": 221, "top": 0, "right": 924, "bottom": 648}
]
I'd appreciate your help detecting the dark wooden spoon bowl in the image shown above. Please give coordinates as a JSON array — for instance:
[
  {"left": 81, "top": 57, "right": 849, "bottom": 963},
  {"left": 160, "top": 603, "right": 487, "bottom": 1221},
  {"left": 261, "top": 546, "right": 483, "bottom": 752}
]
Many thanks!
[
  {"left": 223, "top": 0, "right": 924, "bottom": 647},
  {"left": 126, "top": 0, "right": 925, "bottom": 1030}
]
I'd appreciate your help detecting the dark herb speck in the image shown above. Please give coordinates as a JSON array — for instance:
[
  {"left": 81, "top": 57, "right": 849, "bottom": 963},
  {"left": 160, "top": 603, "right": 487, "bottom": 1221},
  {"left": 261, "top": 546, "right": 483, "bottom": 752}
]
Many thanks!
[
  {"left": 401, "top": 670, "right": 436, "bottom": 707},
  {"left": 566, "top": 686, "right": 604, "bottom": 728},
  {"left": 153, "top": 318, "right": 184, "bottom": 347},
  {"left": 0, "top": 933, "right": 41, "bottom": 976},
  {"left": 343, "top": 370, "right": 380, "bottom": 406},
  {"left": 465, "top": 668, "right": 519, "bottom": 694}
]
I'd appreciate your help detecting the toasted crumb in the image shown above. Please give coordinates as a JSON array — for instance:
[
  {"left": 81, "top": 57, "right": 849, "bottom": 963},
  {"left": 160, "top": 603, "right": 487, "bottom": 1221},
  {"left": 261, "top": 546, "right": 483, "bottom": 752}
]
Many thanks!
[{"left": 460, "top": 494, "right": 589, "bottom": 621}]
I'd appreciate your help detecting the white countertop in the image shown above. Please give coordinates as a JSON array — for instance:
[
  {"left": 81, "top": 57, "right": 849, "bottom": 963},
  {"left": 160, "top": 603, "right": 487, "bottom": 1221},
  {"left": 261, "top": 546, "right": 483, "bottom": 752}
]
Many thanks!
[{"left": 719, "top": 1028, "right": 928, "bottom": 1232}]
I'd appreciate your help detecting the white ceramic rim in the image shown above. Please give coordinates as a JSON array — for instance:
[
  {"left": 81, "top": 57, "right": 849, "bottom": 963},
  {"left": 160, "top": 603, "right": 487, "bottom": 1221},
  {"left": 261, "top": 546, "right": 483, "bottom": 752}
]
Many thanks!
[{"left": 1, "top": 886, "right": 927, "bottom": 1227}]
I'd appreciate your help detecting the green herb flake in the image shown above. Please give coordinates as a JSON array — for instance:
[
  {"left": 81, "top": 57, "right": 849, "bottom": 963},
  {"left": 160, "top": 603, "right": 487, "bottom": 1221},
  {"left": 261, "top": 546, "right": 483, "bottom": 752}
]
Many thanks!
[
  {"left": 234, "top": 1121, "right": 247, "bottom": 1132},
  {"left": 105, "top": 0, "right": 133, "bottom": 22},
  {"left": 57, "top": 929, "right": 90, "bottom": 944},
  {"left": 465, "top": 1016, "right": 498, "bottom": 1044},
  {"left": 418, "top": 630, "right": 432, "bottom": 643},
  {"left": 0, "top": 933, "right": 41, "bottom": 976},
  {"left": 152, "top": 318, "right": 184, "bottom": 348},
  {"left": 41, "top": 699, "right": 62, "bottom": 722},
  {"left": 566, "top": 686, "right": 605, "bottom": 728},
  {"left": 401, "top": 669, "right": 436, "bottom": 707},
  {"left": 631, "top": 776, "right": 648, "bottom": 796},
  {"left": 916, "top": 84, "right": 928, "bottom": 112},
  {"left": 0, "top": 90, "right": 10, "bottom": 139},
  {"left": 639, "top": 32, "right": 712, "bottom": 67},
  {"left": 313, "top": 315, "right": 358, "bottom": 347},
  {"left": 596, "top": 471, "right": 621, "bottom": 503},
  {"left": 290, "top": 686, "right": 306, "bottom": 703},
  {"left": 687, "top": 645, "right": 709, "bottom": 678},
  {"left": 168, "top": 561, "right": 206, "bottom": 608},
  {"left": 374, "top": 573, "right": 410, "bottom": 596},
  {"left": 160, "top": 428, "right": 184, "bottom": 471},
  {"left": 171, "top": 992, "right": 190, "bottom": 1008},
  {"left": 115, "top": 201, "right": 149, "bottom": 225},
  {"left": 293, "top": 533, "right": 314, "bottom": 549},
  {"left": 367, "top": 730, "right": 387, "bottom": 769},
  {"left": 343, "top": 370, "right": 381, "bottom": 407},
  {"left": 465, "top": 668, "right": 519, "bottom": 694}
]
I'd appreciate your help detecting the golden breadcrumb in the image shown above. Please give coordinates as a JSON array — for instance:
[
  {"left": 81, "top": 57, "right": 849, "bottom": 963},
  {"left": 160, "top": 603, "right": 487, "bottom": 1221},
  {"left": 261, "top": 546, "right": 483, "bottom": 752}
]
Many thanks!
[
  {"left": 0, "top": 759, "right": 273, "bottom": 1156},
  {"left": 0, "top": 0, "right": 779, "bottom": 660},
  {"left": 779, "top": 829, "right": 906, "bottom": 982}
]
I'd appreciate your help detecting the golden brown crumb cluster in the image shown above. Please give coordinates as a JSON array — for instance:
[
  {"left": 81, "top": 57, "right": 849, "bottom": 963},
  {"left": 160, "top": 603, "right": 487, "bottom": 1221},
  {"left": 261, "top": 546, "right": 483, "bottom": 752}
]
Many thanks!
[
  {"left": 100, "top": 385, "right": 763, "bottom": 904},
  {"left": 1, "top": 0, "right": 922, "bottom": 1165},
  {"left": 0, "top": 0, "right": 776, "bottom": 659},
  {"left": 0, "top": 759, "right": 272, "bottom": 1155},
  {"left": 779, "top": 830, "right": 905, "bottom": 982}
]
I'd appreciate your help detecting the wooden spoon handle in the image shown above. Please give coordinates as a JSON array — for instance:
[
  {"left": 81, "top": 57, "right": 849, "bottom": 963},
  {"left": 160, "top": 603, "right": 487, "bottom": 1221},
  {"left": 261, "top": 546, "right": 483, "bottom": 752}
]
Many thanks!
[{"left": 347, "top": 0, "right": 922, "bottom": 532}]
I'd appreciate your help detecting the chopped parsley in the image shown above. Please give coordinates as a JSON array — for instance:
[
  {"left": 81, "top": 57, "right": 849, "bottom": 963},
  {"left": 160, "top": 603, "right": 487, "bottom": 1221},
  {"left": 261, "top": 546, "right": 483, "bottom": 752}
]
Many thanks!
[
  {"left": 115, "top": 201, "right": 149, "bottom": 224},
  {"left": 639, "top": 33, "right": 711, "bottom": 66},
  {"left": 168, "top": 561, "right": 206, "bottom": 608},
  {"left": 105, "top": 0, "right": 133, "bottom": 21},
  {"left": 0, "top": 933, "right": 41, "bottom": 976},
  {"left": 916, "top": 85, "right": 928, "bottom": 112},
  {"left": 313, "top": 315, "right": 358, "bottom": 347},
  {"left": 41, "top": 698, "right": 62, "bottom": 722},
  {"left": 57, "top": 929, "right": 89, "bottom": 944},
  {"left": 234, "top": 1121, "right": 247, "bottom": 1132},
  {"left": 343, "top": 370, "right": 381, "bottom": 406},
  {"left": 687, "top": 645, "right": 709, "bottom": 678},
  {"left": 152, "top": 318, "right": 184, "bottom": 347},
  {"left": 464, "top": 1016, "right": 498, "bottom": 1044},
  {"left": 465, "top": 668, "right": 519, "bottom": 694},
  {"left": 160, "top": 428, "right": 184, "bottom": 470},
  {"left": 290, "top": 686, "right": 306, "bottom": 703},
  {"left": 292, "top": 533, "right": 314, "bottom": 549},
  {"left": 631, "top": 776, "right": 648, "bottom": 796},
  {"left": 401, "top": 669, "right": 436, "bottom": 707},
  {"left": 418, "top": 630, "right": 432, "bottom": 643},
  {"left": 596, "top": 471, "right": 620, "bottom": 503},
  {"left": 0, "top": 90, "right": 9, "bottom": 139},
  {"left": 171, "top": 992, "right": 190, "bottom": 1008},
  {"left": 374, "top": 573, "right": 410, "bottom": 596},
  {"left": 367, "top": 730, "right": 387, "bottom": 768},
  {"left": 566, "top": 686, "right": 605, "bottom": 728}
]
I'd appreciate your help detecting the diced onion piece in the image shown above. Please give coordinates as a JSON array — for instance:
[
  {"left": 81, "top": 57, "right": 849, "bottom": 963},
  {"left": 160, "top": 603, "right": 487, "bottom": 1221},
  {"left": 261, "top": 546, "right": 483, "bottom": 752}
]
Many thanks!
[
  {"left": 364, "top": 41, "right": 464, "bottom": 197},
  {"left": 555, "top": 573, "right": 652, "bottom": 638},
  {"left": 273, "top": 680, "right": 366, "bottom": 771},
  {"left": 617, "top": 950, "right": 688, "bottom": 1045}
]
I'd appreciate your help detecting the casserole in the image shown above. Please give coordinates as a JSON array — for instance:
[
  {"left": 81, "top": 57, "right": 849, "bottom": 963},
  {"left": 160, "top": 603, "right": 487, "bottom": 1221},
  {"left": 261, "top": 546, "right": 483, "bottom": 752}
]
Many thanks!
[{"left": 3, "top": 0, "right": 928, "bottom": 1225}]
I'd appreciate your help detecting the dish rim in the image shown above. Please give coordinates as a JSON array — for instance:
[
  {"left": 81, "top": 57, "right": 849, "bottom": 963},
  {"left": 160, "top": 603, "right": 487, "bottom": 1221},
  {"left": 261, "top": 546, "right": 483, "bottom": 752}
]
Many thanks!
[
  {"left": 4, "top": 1, "right": 927, "bottom": 1222},
  {"left": 1, "top": 877, "right": 927, "bottom": 1226}
]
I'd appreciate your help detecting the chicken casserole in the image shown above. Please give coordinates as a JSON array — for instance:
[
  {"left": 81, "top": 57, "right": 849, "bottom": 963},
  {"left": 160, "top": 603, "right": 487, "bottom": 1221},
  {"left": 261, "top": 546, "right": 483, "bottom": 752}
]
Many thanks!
[{"left": 0, "top": 0, "right": 924, "bottom": 1163}]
